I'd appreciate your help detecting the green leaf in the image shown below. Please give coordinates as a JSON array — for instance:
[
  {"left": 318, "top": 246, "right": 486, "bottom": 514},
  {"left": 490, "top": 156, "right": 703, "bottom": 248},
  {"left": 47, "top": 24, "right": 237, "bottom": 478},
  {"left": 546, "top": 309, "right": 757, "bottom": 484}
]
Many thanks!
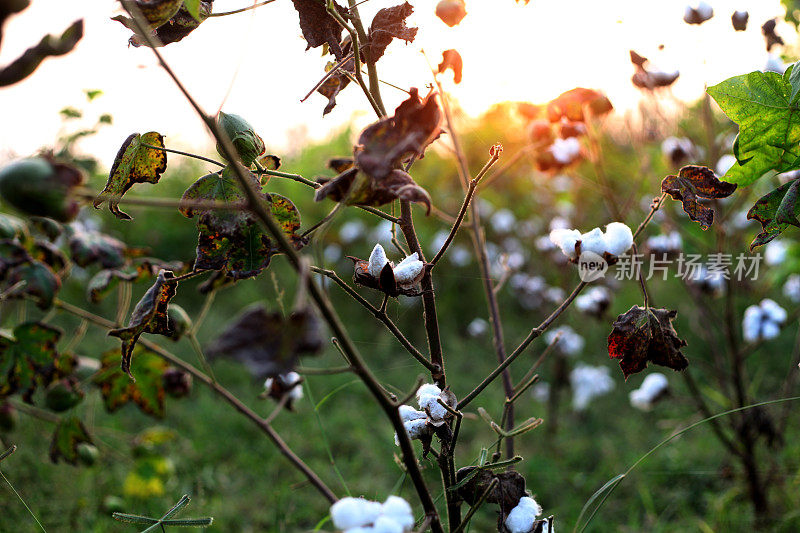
[
  {"left": 93, "top": 347, "right": 168, "bottom": 418},
  {"left": 109, "top": 270, "right": 177, "bottom": 379},
  {"left": 747, "top": 179, "right": 800, "bottom": 249},
  {"left": 49, "top": 416, "right": 93, "bottom": 465},
  {"left": 93, "top": 132, "right": 167, "bottom": 220},
  {"left": 707, "top": 63, "right": 800, "bottom": 186},
  {"left": 183, "top": 0, "right": 202, "bottom": 21},
  {"left": 6, "top": 260, "right": 61, "bottom": 309},
  {"left": 0, "top": 322, "right": 72, "bottom": 402},
  {"left": 180, "top": 168, "right": 306, "bottom": 280}
]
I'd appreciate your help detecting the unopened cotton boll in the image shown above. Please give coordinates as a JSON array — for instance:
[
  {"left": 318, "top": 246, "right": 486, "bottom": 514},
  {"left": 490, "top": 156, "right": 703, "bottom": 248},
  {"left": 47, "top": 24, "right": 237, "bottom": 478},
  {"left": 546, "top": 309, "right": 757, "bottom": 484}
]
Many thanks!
[
  {"left": 505, "top": 496, "right": 543, "bottom": 533},
  {"left": 604, "top": 222, "right": 634, "bottom": 256},
  {"left": 331, "top": 498, "right": 383, "bottom": 530},
  {"left": 368, "top": 244, "right": 389, "bottom": 278}
]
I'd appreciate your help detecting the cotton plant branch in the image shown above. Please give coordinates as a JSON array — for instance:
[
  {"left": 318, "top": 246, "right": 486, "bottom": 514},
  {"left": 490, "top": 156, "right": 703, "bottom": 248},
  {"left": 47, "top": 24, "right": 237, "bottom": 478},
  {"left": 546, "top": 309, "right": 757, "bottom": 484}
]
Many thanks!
[
  {"left": 208, "top": 0, "right": 278, "bottom": 18},
  {"left": 119, "top": 4, "right": 443, "bottom": 527},
  {"left": 53, "top": 298, "right": 338, "bottom": 504}
]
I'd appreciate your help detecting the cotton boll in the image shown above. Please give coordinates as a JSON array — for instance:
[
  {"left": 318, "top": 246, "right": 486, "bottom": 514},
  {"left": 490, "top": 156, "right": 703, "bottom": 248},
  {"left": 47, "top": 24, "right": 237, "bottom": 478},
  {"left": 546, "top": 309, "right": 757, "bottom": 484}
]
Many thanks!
[
  {"left": 629, "top": 388, "right": 652, "bottom": 411},
  {"left": 629, "top": 373, "right": 668, "bottom": 410},
  {"left": 760, "top": 299, "right": 787, "bottom": 323},
  {"left": 416, "top": 384, "right": 441, "bottom": 399},
  {"left": 324, "top": 244, "right": 343, "bottom": 263},
  {"left": 532, "top": 382, "right": 550, "bottom": 402},
  {"left": 505, "top": 496, "right": 542, "bottom": 533},
  {"left": 372, "top": 516, "right": 403, "bottom": 533},
  {"left": 550, "top": 137, "right": 581, "bottom": 164},
  {"left": 467, "top": 317, "right": 489, "bottom": 337},
  {"left": 430, "top": 230, "right": 449, "bottom": 254},
  {"left": 491, "top": 209, "right": 517, "bottom": 233},
  {"left": 570, "top": 365, "right": 615, "bottom": 411},
  {"left": 393, "top": 256, "right": 424, "bottom": 284},
  {"left": 742, "top": 305, "right": 762, "bottom": 343},
  {"left": 765, "top": 240, "right": 788, "bottom": 266},
  {"left": 716, "top": 154, "right": 736, "bottom": 176},
  {"left": 398, "top": 405, "right": 427, "bottom": 422},
  {"left": 418, "top": 394, "right": 448, "bottom": 421},
  {"left": 536, "top": 235, "right": 557, "bottom": 251},
  {"left": 395, "top": 418, "right": 429, "bottom": 445},
  {"left": 604, "top": 222, "right": 634, "bottom": 256},
  {"left": 575, "top": 286, "right": 611, "bottom": 316},
  {"left": 343, "top": 527, "right": 373, "bottom": 533},
  {"left": 331, "top": 498, "right": 382, "bottom": 530},
  {"left": 545, "top": 326, "right": 584, "bottom": 356},
  {"left": 765, "top": 54, "right": 786, "bottom": 73},
  {"left": 368, "top": 244, "right": 389, "bottom": 278},
  {"left": 578, "top": 227, "right": 607, "bottom": 256},
  {"left": 381, "top": 496, "right": 414, "bottom": 530},
  {"left": 783, "top": 274, "right": 800, "bottom": 303},
  {"left": 761, "top": 320, "right": 781, "bottom": 340},
  {"left": 449, "top": 245, "right": 471, "bottom": 266}
]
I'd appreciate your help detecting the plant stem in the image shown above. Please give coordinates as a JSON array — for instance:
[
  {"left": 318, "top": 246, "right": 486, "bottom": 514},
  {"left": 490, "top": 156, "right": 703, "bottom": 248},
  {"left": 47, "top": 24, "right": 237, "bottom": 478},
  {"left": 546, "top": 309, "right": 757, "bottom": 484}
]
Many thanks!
[{"left": 209, "top": 0, "right": 278, "bottom": 17}]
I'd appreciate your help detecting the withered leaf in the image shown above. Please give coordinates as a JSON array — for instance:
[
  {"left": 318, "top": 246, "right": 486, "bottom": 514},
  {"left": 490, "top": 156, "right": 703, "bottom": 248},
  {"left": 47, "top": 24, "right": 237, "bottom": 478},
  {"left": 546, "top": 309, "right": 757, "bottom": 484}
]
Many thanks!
[
  {"left": 94, "top": 132, "right": 167, "bottom": 220},
  {"left": 438, "top": 49, "right": 463, "bottom": 84},
  {"left": 435, "top": 0, "right": 467, "bottom": 27},
  {"left": 608, "top": 306, "right": 688, "bottom": 379},
  {"left": 315, "top": 167, "right": 431, "bottom": 214},
  {"left": 0, "top": 322, "right": 72, "bottom": 403},
  {"left": 93, "top": 347, "right": 168, "bottom": 418},
  {"left": 291, "top": 0, "right": 346, "bottom": 60},
  {"left": 206, "top": 304, "right": 323, "bottom": 378},
  {"left": 86, "top": 257, "right": 179, "bottom": 304},
  {"left": 49, "top": 416, "right": 93, "bottom": 465},
  {"left": 546, "top": 88, "right": 613, "bottom": 123},
  {"left": 455, "top": 467, "right": 527, "bottom": 514},
  {"left": 632, "top": 68, "right": 679, "bottom": 89},
  {"left": 180, "top": 167, "right": 306, "bottom": 279},
  {"left": 317, "top": 40, "right": 354, "bottom": 116},
  {"left": 108, "top": 270, "right": 177, "bottom": 379},
  {"left": 661, "top": 165, "right": 737, "bottom": 228},
  {"left": 629, "top": 50, "right": 648, "bottom": 67},
  {"left": 356, "top": 87, "right": 442, "bottom": 180},
  {"left": 762, "top": 19, "right": 784, "bottom": 51},
  {"left": 366, "top": 2, "right": 417, "bottom": 62},
  {"left": 0, "top": 19, "right": 83, "bottom": 87},
  {"left": 747, "top": 179, "right": 800, "bottom": 249}
]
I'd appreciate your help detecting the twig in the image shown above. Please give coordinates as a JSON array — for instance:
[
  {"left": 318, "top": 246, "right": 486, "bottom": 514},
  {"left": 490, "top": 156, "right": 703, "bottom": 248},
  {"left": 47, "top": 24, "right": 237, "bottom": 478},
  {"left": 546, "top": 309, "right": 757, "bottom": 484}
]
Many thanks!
[
  {"left": 140, "top": 143, "right": 224, "bottom": 167},
  {"left": 209, "top": 0, "right": 277, "bottom": 17}
]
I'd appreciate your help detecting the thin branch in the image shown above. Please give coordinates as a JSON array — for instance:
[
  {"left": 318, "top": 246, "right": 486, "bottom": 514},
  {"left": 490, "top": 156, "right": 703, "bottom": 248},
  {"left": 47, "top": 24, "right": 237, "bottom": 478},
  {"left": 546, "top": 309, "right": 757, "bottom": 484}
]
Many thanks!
[
  {"left": 140, "top": 143, "right": 224, "bottom": 167},
  {"left": 208, "top": 0, "right": 277, "bottom": 17}
]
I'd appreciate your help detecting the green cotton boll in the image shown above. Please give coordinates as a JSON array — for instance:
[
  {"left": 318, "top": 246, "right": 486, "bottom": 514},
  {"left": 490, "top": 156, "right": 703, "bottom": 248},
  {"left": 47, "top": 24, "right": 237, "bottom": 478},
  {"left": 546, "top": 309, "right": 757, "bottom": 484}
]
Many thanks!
[
  {"left": 0, "top": 157, "right": 84, "bottom": 222},
  {"left": 167, "top": 304, "right": 192, "bottom": 341},
  {"left": 215, "top": 112, "right": 266, "bottom": 167}
]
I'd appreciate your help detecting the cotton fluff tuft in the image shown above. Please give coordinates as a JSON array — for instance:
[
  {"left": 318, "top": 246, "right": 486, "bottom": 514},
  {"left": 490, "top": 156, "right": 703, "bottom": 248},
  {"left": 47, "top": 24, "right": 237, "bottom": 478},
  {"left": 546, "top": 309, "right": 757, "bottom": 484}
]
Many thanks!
[
  {"left": 331, "top": 498, "right": 383, "bottom": 530},
  {"left": 550, "top": 137, "right": 581, "bottom": 164},
  {"left": 765, "top": 240, "right": 788, "bottom": 266},
  {"left": 742, "top": 299, "right": 787, "bottom": 343},
  {"left": 570, "top": 365, "right": 615, "bottom": 411},
  {"left": 398, "top": 405, "right": 427, "bottom": 423},
  {"left": 629, "top": 373, "right": 669, "bottom": 411},
  {"left": 504, "top": 496, "right": 543, "bottom": 533},
  {"left": 783, "top": 274, "right": 800, "bottom": 303},
  {"left": 330, "top": 495, "right": 414, "bottom": 533},
  {"left": 544, "top": 326, "right": 585, "bottom": 356},
  {"left": 716, "top": 154, "right": 736, "bottom": 176},
  {"left": 264, "top": 372, "right": 303, "bottom": 402},
  {"left": 392, "top": 253, "right": 424, "bottom": 284},
  {"left": 368, "top": 244, "right": 389, "bottom": 278},
  {"left": 549, "top": 223, "right": 633, "bottom": 260},
  {"left": 417, "top": 384, "right": 448, "bottom": 421}
]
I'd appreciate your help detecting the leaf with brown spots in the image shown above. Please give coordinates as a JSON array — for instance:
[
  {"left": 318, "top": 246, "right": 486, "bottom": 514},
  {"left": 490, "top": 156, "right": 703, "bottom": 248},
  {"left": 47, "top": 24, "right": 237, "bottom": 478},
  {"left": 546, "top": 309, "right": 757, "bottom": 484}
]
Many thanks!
[
  {"left": 180, "top": 167, "right": 307, "bottom": 280},
  {"left": 661, "top": 165, "right": 737, "bottom": 228},
  {"left": 94, "top": 132, "right": 167, "bottom": 220},
  {"left": 747, "top": 179, "right": 800, "bottom": 249},
  {"left": 108, "top": 270, "right": 177, "bottom": 379},
  {"left": 317, "top": 41, "right": 354, "bottom": 116},
  {"left": 0, "top": 322, "right": 72, "bottom": 403},
  {"left": 438, "top": 49, "right": 463, "bottom": 84},
  {"left": 206, "top": 304, "right": 323, "bottom": 378},
  {"left": 93, "top": 347, "right": 167, "bottom": 418},
  {"left": 607, "top": 306, "right": 688, "bottom": 379},
  {"left": 49, "top": 416, "right": 93, "bottom": 465},
  {"left": 291, "top": 0, "right": 346, "bottom": 60},
  {"left": 366, "top": 2, "right": 418, "bottom": 62},
  {"left": 127, "top": 1, "right": 214, "bottom": 47}
]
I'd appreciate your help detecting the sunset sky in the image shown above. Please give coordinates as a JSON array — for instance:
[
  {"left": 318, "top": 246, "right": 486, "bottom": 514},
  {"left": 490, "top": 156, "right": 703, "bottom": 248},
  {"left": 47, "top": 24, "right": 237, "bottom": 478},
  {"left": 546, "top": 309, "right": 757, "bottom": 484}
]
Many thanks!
[{"left": 0, "top": 0, "right": 792, "bottom": 169}]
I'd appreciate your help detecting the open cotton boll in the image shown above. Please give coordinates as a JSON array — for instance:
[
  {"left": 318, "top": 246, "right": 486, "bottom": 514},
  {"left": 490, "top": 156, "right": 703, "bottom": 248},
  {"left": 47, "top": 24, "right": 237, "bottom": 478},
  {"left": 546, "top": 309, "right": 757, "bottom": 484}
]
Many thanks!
[
  {"left": 549, "top": 228, "right": 581, "bottom": 258},
  {"left": 344, "top": 527, "right": 374, "bottom": 533},
  {"left": 381, "top": 496, "right": 414, "bottom": 530},
  {"left": 416, "top": 383, "right": 441, "bottom": 399},
  {"left": 505, "top": 496, "right": 543, "bottom": 533},
  {"left": 398, "top": 405, "right": 427, "bottom": 422},
  {"left": 604, "top": 222, "right": 634, "bottom": 256},
  {"left": 577, "top": 228, "right": 606, "bottom": 256},
  {"left": 760, "top": 299, "right": 787, "bottom": 323},
  {"left": 544, "top": 326, "right": 584, "bottom": 356},
  {"left": 395, "top": 418, "right": 429, "bottom": 445},
  {"left": 368, "top": 244, "right": 389, "bottom": 278},
  {"left": 761, "top": 320, "right": 781, "bottom": 340},
  {"left": 331, "top": 498, "right": 382, "bottom": 530},
  {"left": 742, "top": 305, "right": 762, "bottom": 343},
  {"left": 765, "top": 240, "right": 788, "bottom": 266},
  {"left": 393, "top": 256, "right": 424, "bottom": 284},
  {"left": 550, "top": 137, "right": 581, "bottom": 164},
  {"left": 418, "top": 393, "right": 448, "bottom": 421},
  {"left": 630, "top": 373, "right": 668, "bottom": 410},
  {"left": 570, "top": 365, "right": 615, "bottom": 411},
  {"left": 783, "top": 275, "right": 800, "bottom": 303},
  {"left": 371, "top": 516, "right": 404, "bottom": 533},
  {"left": 716, "top": 154, "right": 736, "bottom": 176}
]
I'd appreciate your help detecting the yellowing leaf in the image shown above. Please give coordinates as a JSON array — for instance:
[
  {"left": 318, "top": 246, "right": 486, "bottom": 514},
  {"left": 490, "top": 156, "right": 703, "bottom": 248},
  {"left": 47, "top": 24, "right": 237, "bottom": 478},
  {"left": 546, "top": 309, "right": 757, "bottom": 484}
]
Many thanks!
[{"left": 93, "top": 347, "right": 168, "bottom": 418}]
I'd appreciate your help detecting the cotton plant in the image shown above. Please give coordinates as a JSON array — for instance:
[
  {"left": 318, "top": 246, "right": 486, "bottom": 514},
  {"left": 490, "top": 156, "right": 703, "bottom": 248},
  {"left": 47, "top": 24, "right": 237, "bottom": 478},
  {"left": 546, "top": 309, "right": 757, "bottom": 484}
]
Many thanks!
[
  {"left": 544, "top": 325, "right": 585, "bottom": 356},
  {"left": 574, "top": 286, "right": 612, "bottom": 317},
  {"left": 504, "top": 496, "right": 553, "bottom": 533},
  {"left": 742, "top": 299, "right": 787, "bottom": 343},
  {"left": 629, "top": 373, "right": 669, "bottom": 411},
  {"left": 549, "top": 222, "right": 633, "bottom": 262},
  {"left": 570, "top": 364, "right": 615, "bottom": 411},
  {"left": 394, "top": 384, "right": 457, "bottom": 446},
  {"left": 330, "top": 495, "right": 414, "bottom": 533}
]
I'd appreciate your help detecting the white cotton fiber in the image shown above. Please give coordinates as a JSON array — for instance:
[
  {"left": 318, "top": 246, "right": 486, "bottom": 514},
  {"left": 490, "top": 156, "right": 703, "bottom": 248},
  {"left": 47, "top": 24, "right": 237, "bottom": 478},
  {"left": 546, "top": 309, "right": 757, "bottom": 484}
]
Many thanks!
[
  {"left": 760, "top": 299, "right": 787, "bottom": 323},
  {"left": 368, "top": 243, "right": 389, "bottom": 278},
  {"left": 603, "top": 222, "right": 634, "bottom": 256},
  {"left": 629, "top": 373, "right": 669, "bottom": 411},
  {"left": 549, "top": 228, "right": 581, "bottom": 259},
  {"left": 331, "top": 498, "right": 382, "bottom": 530},
  {"left": 783, "top": 275, "right": 800, "bottom": 303},
  {"left": 416, "top": 384, "right": 441, "bottom": 399},
  {"left": 578, "top": 227, "right": 607, "bottom": 256},
  {"left": 570, "top": 365, "right": 615, "bottom": 411},
  {"left": 418, "top": 394, "right": 448, "bottom": 421},
  {"left": 716, "top": 154, "right": 736, "bottom": 176},
  {"left": 550, "top": 137, "right": 581, "bottom": 164},
  {"left": 545, "top": 326, "right": 584, "bottom": 356},
  {"left": 742, "top": 299, "right": 787, "bottom": 343},
  {"left": 381, "top": 496, "right": 414, "bottom": 529},
  {"left": 504, "top": 496, "right": 542, "bottom": 533},
  {"left": 393, "top": 256, "right": 424, "bottom": 284},
  {"left": 371, "top": 516, "right": 403, "bottom": 533},
  {"left": 398, "top": 405, "right": 427, "bottom": 422}
]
